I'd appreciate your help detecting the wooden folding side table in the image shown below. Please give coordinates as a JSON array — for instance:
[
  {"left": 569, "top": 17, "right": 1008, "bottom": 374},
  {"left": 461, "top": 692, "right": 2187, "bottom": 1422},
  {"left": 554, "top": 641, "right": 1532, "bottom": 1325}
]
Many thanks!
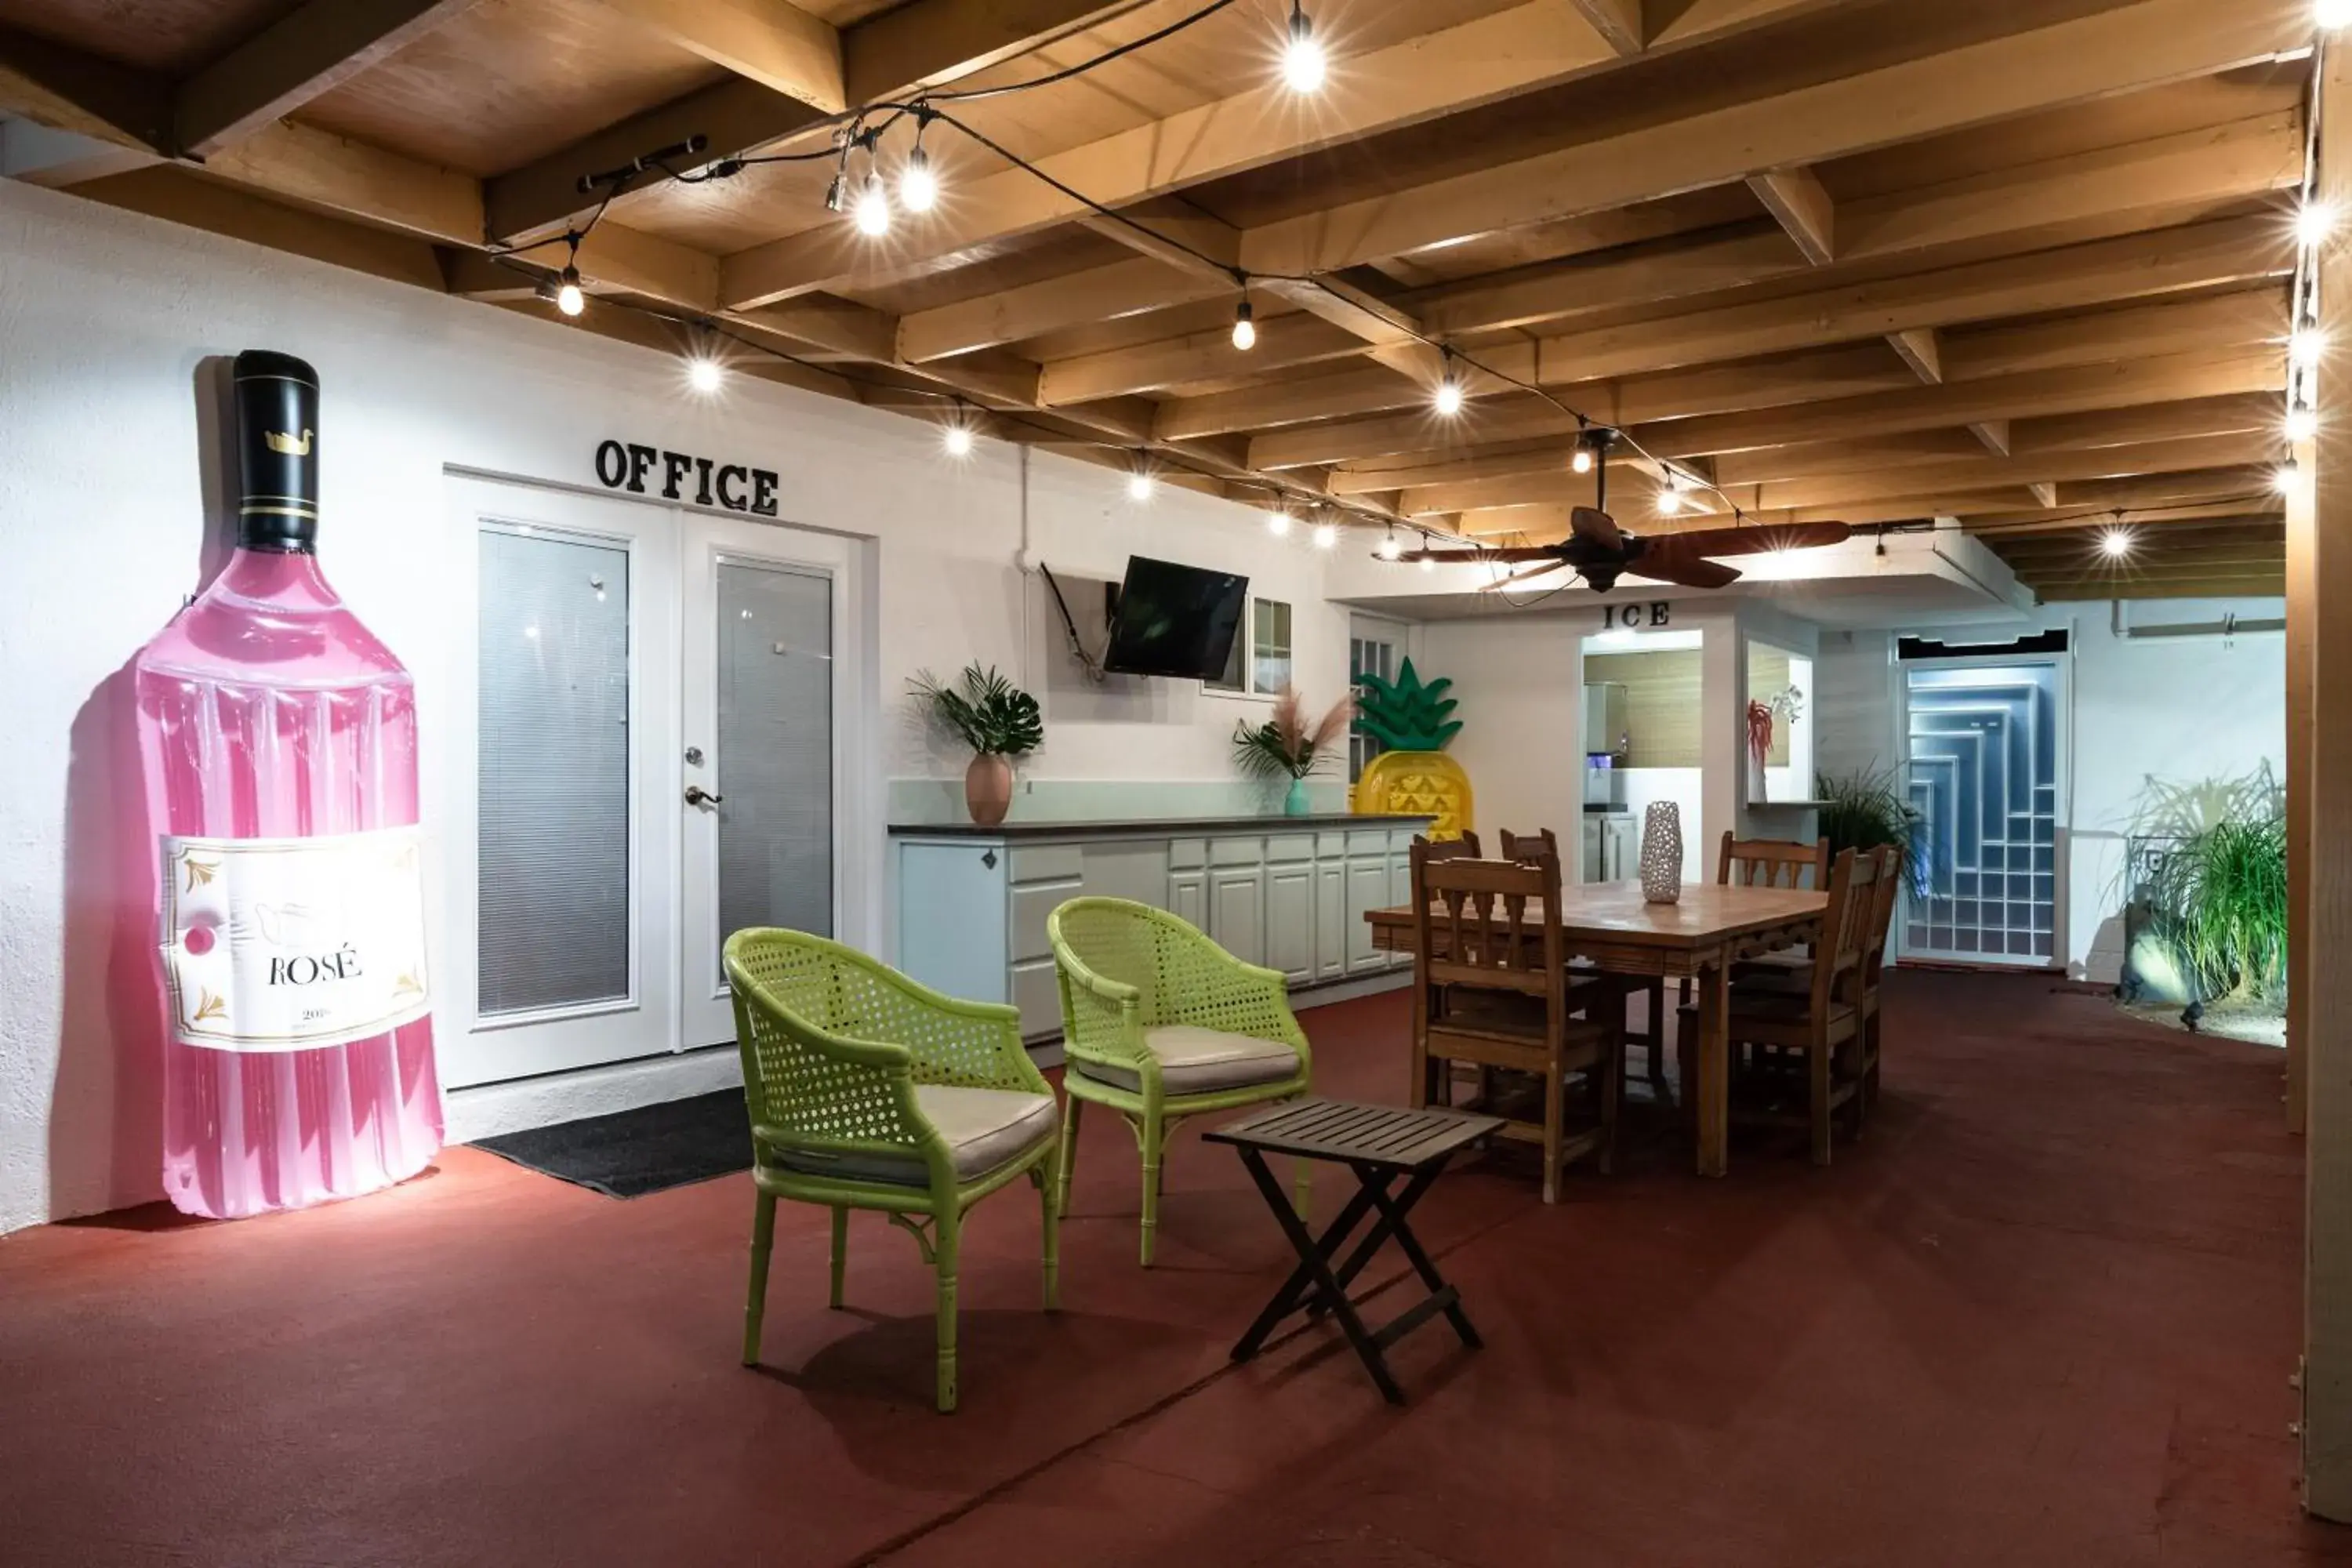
[{"left": 1208, "top": 1097, "right": 1503, "bottom": 1404}]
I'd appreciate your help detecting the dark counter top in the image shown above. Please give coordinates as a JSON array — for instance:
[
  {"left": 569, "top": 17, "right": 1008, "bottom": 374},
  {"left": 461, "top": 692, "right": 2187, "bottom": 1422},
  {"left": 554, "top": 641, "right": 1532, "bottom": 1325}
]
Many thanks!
[{"left": 888, "top": 813, "right": 1435, "bottom": 838}]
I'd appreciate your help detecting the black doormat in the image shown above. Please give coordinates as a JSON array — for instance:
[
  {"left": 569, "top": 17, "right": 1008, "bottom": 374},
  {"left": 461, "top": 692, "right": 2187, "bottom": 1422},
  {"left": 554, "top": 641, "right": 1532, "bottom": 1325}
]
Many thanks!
[{"left": 470, "top": 1089, "right": 751, "bottom": 1199}]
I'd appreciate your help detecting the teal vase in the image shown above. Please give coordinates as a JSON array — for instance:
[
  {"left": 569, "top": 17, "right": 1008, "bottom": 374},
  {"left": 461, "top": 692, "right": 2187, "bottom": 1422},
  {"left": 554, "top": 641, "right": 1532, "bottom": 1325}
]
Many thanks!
[{"left": 1283, "top": 777, "right": 1311, "bottom": 816}]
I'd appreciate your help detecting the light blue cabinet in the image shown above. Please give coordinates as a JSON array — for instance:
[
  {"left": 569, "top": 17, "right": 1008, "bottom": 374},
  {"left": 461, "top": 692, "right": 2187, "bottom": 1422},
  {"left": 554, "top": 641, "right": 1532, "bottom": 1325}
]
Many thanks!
[{"left": 892, "top": 816, "right": 1430, "bottom": 1043}]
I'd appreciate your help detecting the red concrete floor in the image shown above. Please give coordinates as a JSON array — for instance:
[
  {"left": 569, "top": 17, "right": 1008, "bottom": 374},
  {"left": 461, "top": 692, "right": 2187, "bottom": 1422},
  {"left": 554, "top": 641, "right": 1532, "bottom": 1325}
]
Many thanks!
[{"left": 0, "top": 971, "right": 2338, "bottom": 1566}]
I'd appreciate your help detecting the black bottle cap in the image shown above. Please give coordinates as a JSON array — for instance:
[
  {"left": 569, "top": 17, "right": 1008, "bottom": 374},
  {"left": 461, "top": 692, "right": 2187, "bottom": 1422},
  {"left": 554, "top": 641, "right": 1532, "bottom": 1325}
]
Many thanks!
[{"left": 233, "top": 350, "right": 320, "bottom": 552}]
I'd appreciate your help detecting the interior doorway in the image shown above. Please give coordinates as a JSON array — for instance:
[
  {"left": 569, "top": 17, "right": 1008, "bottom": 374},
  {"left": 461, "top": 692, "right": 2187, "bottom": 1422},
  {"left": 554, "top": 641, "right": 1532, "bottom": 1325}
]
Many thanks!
[{"left": 440, "top": 474, "right": 863, "bottom": 1088}]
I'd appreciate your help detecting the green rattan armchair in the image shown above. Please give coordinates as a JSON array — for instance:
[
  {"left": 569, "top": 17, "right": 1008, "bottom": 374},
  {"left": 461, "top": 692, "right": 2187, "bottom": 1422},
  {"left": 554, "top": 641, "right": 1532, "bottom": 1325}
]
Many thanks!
[
  {"left": 725, "top": 928, "right": 1061, "bottom": 1413},
  {"left": 1049, "top": 898, "right": 1312, "bottom": 1267}
]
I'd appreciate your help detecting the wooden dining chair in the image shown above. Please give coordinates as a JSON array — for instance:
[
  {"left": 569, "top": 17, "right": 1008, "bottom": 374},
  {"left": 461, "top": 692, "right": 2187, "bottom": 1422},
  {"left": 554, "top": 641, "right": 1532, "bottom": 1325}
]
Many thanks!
[
  {"left": 1501, "top": 826, "right": 1667, "bottom": 1104},
  {"left": 1731, "top": 842, "right": 1904, "bottom": 1131},
  {"left": 1415, "top": 829, "right": 1483, "bottom": 858},
  {"left": 1410, "top": 841, "right": 1618, "bottom": 1202},
  {"left": 1681, "top": 846, "right": 1886, "bottom": 1165}
]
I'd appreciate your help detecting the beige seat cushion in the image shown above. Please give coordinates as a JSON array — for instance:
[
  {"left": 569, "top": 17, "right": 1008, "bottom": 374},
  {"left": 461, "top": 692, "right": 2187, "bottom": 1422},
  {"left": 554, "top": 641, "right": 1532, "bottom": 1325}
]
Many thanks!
[
  {"left": 774, "top": 1083, "right": 1056, "bottom": 1187},
  {"left": 1073, "top": 1024, "right": 1300, "bottom": 1096}
]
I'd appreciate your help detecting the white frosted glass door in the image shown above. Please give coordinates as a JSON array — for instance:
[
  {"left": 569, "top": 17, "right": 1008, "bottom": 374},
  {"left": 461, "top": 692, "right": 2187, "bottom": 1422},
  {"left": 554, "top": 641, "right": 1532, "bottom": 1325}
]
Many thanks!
[
  {"left": 680, "top": 515, "right": 850, "bottom": 1049},
  {"left": 442, "top": 477, "right": 679, "bottom": 1088},
  {"left": 1900, "top": 659, "right": 2065, "bottom": 967}
]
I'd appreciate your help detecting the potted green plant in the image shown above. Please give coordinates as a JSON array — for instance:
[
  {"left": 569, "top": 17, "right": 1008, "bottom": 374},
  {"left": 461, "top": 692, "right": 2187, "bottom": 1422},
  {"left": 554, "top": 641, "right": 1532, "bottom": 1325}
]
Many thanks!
[
  {"left": 1816, "top": 765, "right": 1926, "bottom": 889},
  {"left": 913, "top": 663, "right": 1043, "bottom": 826},
  {"left": 1232, "top": 687, "right": 1352, "bottom": 816}
]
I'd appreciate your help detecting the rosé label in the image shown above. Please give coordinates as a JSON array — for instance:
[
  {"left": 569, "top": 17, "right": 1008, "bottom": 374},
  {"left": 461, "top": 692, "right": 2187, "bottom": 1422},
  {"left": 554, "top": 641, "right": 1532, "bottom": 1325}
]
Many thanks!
[{"left": 161, "top": 827, "right": 432, "bottom": 1052}]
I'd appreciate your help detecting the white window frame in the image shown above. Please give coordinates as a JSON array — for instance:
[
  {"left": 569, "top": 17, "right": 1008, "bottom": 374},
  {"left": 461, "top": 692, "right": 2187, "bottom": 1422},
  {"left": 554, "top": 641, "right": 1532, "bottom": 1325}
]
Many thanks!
[{"left": 1203, "top": 594, "right": 1294, "bottom": 699}]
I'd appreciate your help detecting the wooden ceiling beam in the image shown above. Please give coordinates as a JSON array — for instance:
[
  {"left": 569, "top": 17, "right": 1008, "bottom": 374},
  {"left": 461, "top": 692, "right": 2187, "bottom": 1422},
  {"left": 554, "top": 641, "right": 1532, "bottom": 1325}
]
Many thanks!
[
  {"left": 1568, "top": 0, "right": 1649, "bottom": 56},
  {"left": 1888, "top": 326, "right": 1943, "bottom": 385},
  {"left": 1748, "top": 166, "right": 1836, "bottom": 264},
  {"left": 0, "top": 24, "right": 172, "bottom": 153},
  {"left": 201, "top": 118, "right": 481, "bottom": 244},
  {"left": 174, "top": 0, "right": 479, "bottom": 158},
  {"left": 898, "top": 255, "right": 1229, "bottom": 364},
  {"left": 591, "top": 0, "right": 844, "bottom": 112},
  {"left": 1969, "top": 421, "right": 2013, "bottom": 457},
  {"left": 1530, "top": 216, "right": 2285, "bottom": 386},
  {"left": 485, "top": 0, "right": 1131, "bottom": 241},
  {"left": 2009, "top": 390, "right": 2280, "bottom": 454},
  {"left": 1240, "top": 0, "right": 2307, "bottom": 278},
  {"left": 2054, "top": 464, "right": 2280, "bottom": 510},
  {"left": 719, "top": 0, "right": 1851, "bottom": 309},
  {"left": 1967, "top": 502, "right": 2284, "bottom": 535}
]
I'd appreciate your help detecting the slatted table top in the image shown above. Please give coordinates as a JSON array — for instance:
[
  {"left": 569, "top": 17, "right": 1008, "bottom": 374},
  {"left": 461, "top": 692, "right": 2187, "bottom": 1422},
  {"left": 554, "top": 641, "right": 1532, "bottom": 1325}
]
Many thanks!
[{"left": 1206, "top": 1098, "right": 1504, "bottom": 1169}]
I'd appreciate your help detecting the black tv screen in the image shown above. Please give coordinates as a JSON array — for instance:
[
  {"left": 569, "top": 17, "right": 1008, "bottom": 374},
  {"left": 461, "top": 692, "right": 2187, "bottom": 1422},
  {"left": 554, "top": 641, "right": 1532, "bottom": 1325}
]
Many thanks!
[{"left": 1102, "top": 556, "right": 1249, "bottom": 681}]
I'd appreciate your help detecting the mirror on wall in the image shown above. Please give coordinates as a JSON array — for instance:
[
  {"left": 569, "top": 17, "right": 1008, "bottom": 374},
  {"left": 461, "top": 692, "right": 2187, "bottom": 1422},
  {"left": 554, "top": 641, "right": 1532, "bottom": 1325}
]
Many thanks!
[{"left": 1746, "top": 639, "right": 1814, "bottom": 805}]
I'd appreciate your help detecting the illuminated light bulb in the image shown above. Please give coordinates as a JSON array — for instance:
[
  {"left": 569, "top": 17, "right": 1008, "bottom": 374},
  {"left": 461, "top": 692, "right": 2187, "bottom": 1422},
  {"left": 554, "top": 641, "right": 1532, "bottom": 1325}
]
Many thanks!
[
  {"left": 1571, "top": 443, "right": 1595, "bottom": 475},
  {"left": 2278, "top": 456, "right": 2303, "bottom": 492},
  {"left": 2288, "top": 402, "right": 2321, "bottom": 442},
  {"left": 1419, "top": 551, "right": 1436, "bottom": 572},
  {"left": 2292, "top": 323, "right": 2327, "bottom": 368},
  {"left": 1379, "top": 532, "right": 1403, "bottom": 560},
  {"left": 2099, "top": 526, "right": 2136, "bottom": 561},
  {"left": 2322, "top": 0, "right": 2352, "bottom": 29},
  {"left": 686, "top": 355, "right": 724, "bottom": 394},
  {"left": 1267, "top": 508, "right": 1291, "bottom": 536},
  {"left": 2300, "top": 201, "right": 2338, "bottom": 248},
  {"left": 942, "top": 423, "right": 975, "bottom": 458},
  {"left": 1657, "top": 485, "right": 1685, "bottom": 516},
  {"left": 1312, "top": 521, "right": 1338, "bottom": 550},
  {"left": 1127, "top": 469, "right": 1156, "bottom": 502},
  {"left": 1433, "top": 376, "right": 1465, "bottom": 417},
  {"left": 900, "top": 146, "right": 938, "bottom": 213},
  {"left": 1282, "top": 3, "right": 1326, "bottom": 93},
  {"left": 555, "top": 266, "right": 585, "bottom": 318},
  {"left": 853, "top": 172, "right": 890, "bottom": 236},
  {"left": 1232, "top": 299, "right": 1257, "bottom": 351}
]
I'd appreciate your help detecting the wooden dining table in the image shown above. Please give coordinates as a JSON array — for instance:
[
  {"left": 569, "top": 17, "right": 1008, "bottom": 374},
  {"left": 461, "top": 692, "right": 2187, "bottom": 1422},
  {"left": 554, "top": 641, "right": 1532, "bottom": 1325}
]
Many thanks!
[{"left": 1363, "top": 881, "right": 1828, "bottom": 1178}]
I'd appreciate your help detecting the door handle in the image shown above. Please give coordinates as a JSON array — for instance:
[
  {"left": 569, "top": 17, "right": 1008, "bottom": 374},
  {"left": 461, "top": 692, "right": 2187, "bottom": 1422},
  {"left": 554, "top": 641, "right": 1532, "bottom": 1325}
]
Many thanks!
[{"left": 684, "top": 785, "right": 724, "bottom": 807}]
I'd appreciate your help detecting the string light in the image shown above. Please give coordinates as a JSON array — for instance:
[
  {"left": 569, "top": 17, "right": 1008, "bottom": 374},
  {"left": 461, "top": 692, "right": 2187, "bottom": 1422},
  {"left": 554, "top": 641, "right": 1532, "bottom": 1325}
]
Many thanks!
[
  {"left": 2299, "top": 201, "right": 2338, "bottom": 249},
  {"left": 2278, "top": 456, "right": 2304, "bottom": 492},
  {"left": 1432, "top": 354, "right": 1465, "bottom": 417},
  {"left": 1232, "top": 299, "right": 1256, "bottom": 351},
  {"left": 2098, "top": 526, "right": 2136, "bottom": 560},
  {"left": 1312, "top": 520, "right": 1338, "bottom": 550},
  {"left": 2292, "top": 321, "right": 2327, "bottom": 368},
  {"left": 2288, "top": 401, "right": 2320, "bottom": 443},
  {"left": 1127, "top": 461, "right": 1156, "bottom": 501},
  {"left": 1282, "top": 2, "right": 1327, "bottom": 93},
  {"left": 1267, "top": 506, "right": 1291, "bottom": 536},
  {"left": 823, "top": 167, "right": 849, "bottom": 213},
  {"left": 554, "top": 265, "right": 585, "bottom": 318},
  {"left": 900, "top": 144, "right": 938, "bottom": 213},
  {"left": 685, "top": 354, "right": 724, "bottom": 394},
  {"left": 1570, "top": 441, "right": 1595, "bottom": 475},
  {"left": 2322, "top": 0, "right": 2352, "bottom": 29},
  {"left": 853, "top": 171, "right": 891, "bottom": 235},
  {"left": 1380, "top": 529, "right": 1403, "bottom": 560},
  {"left": 1418, "top": 533, "right": 1436, "bottom": 572},
  {"left": 942, "top": 421, "right": 975, "bottom": 457},
  {"left": 1656, "top": 487, "right": 1684, "bottom": 516}
]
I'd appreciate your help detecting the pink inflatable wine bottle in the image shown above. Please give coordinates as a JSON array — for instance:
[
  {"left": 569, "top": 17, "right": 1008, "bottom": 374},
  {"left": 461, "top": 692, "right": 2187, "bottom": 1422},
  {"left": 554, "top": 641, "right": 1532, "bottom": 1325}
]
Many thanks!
[{"left": 135, "top": 350, "right": 443, "bottom": 1218}]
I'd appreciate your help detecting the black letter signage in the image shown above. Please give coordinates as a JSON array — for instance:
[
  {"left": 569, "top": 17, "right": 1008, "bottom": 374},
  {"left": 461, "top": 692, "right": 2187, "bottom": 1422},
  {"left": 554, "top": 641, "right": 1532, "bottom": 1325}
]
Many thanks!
[{"left": 595, "top": 441, "right": 779, "bottom": 516}]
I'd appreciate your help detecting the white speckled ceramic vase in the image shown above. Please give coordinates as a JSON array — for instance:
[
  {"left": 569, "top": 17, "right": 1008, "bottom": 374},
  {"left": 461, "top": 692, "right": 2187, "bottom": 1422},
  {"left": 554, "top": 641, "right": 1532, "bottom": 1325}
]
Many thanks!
[{"left": 1639, "top": 801, "right": 1683, "bottom": 905}]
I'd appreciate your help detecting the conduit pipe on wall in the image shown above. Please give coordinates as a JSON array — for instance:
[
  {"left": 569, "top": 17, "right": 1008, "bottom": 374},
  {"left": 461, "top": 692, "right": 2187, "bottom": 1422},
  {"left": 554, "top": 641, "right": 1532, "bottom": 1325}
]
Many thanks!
[{"left": 2110, "top": 601, "right": 2285, "bottom": 641}]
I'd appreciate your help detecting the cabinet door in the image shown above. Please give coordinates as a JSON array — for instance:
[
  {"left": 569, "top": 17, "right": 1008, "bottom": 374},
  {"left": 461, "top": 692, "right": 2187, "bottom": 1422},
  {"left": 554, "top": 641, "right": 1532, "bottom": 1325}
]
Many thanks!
[
  {"left": 1210, "top": 865, "right": 1266, "bottom": 967},
  {"left": 1345, "top": 858, "right": 1392, "bottom": 975},
  {"left": 1265, "top": 862, "right": 1315, "bottom": 985},
  {"left": 1315, "top": 860, "right": 1347, "bottom": 980},
  {"left": 897, "top": 842, "right": 1009, "bottom": 1004},
  {"left": 1168, "top": 869, "right": 1207, "bottom": 928}
]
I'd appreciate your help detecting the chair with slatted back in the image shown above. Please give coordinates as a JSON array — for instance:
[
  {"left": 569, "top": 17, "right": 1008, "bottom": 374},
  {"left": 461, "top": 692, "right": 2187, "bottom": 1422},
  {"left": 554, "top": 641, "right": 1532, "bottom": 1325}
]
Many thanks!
[
  {"left": 1500, "top": 827, "right": 1666, "bottom": 1103},
  {"left": 1415, "top": 829, "right": 1483, "bottom": 859},
  {"left": 1679, "top": 846, "right": 1887, "bottom": 1164},
  {"left": 1410, "top": 841, "right": 1618, "bottom": 1202}
]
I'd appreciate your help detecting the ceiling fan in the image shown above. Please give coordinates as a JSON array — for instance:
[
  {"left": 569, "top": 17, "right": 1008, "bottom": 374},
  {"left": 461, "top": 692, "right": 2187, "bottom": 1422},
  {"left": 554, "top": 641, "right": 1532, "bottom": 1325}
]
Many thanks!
[{"left": 1392, "top": 429, "right": 1852, "bottom": 592}]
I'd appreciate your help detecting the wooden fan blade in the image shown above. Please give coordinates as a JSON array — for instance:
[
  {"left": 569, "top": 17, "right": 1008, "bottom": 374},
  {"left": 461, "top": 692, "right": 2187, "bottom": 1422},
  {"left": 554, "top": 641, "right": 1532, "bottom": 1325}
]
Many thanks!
[
  {"left": 1570, "top": 506, "right": 1622, "bottom": 550},
  {"left": 1479, "top": 561, "right": 1576, "bottom": 593},
  {"left": 1398, "top": 546, "right": 1570, "bottom": 564},
  {"left": 1631, "top": 550, "right": 1742, "bottom": 590}
]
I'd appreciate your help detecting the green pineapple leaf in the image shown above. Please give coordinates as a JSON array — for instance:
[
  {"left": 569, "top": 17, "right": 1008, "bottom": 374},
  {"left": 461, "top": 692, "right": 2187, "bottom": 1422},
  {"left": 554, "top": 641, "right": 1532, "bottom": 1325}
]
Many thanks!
[{"left": 1352, "top": 658, "right": 1463, "bottom": 752}]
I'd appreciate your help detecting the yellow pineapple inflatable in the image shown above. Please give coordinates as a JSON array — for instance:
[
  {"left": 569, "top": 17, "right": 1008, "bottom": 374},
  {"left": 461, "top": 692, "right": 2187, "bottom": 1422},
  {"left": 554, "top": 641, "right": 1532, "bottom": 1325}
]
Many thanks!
[{"left": 1351, "top": 659, "right": 1475, "bottom": 840}]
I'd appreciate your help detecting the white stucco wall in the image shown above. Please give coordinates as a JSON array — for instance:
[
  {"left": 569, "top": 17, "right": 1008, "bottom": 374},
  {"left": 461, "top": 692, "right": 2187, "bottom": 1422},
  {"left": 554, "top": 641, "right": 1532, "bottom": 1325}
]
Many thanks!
[{"left": 0, "top": 181, "right": 1347, "bottom": 1232}]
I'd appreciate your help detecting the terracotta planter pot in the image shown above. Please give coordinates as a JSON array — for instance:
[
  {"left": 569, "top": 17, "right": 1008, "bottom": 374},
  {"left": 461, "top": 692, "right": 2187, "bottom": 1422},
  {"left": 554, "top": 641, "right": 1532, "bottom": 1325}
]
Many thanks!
[{"left": 965, "top": 753, "right": 1014, "bottom": 826}]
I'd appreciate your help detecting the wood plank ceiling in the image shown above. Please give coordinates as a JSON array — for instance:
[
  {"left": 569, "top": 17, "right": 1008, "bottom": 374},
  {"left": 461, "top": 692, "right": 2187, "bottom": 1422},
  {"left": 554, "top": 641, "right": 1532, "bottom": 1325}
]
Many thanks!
[{"left": 0, "top": 0, "right": 2322, "bottom": 601}]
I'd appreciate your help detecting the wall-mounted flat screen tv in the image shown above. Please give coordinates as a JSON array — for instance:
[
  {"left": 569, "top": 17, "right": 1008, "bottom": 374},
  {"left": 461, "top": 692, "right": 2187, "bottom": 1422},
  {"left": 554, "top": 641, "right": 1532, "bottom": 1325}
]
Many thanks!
[{"left": 1101, "top": 556, "right": 1249, "bottom": 681}]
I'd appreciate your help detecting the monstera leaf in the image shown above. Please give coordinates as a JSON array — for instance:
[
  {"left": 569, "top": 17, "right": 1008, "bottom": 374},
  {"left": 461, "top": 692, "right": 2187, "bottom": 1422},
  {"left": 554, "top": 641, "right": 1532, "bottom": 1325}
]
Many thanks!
[{"left": 1353, "top": 658, "right": 1462, "bottom": 752}]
